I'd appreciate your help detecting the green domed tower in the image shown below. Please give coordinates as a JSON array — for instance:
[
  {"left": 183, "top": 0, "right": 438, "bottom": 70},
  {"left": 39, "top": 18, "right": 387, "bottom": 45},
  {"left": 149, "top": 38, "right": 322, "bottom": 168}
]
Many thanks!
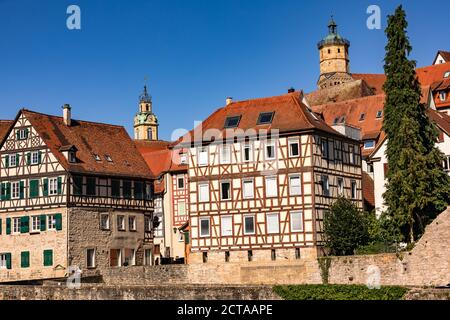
[{"left": 134, "top": 85, "right": 159, "bottom": 141}]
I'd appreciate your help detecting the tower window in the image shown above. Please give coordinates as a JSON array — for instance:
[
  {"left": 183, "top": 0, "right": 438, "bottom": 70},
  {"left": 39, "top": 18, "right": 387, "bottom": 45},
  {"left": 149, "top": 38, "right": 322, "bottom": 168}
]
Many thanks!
[
  {"left": 338, "top": 48, "right": 341, "bottom": 53},
  {"left": 328, "top": 49, "right": 331, "bottom": 54},
  {"left": 376, "top": 110, "right": 383, "bottom": 119},
  {"left": 147, "top": 128, "right": 153, "bottom": 140}
]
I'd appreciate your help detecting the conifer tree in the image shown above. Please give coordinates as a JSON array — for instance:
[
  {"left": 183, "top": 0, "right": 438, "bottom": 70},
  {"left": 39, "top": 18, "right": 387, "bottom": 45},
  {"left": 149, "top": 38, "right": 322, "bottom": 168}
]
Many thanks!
[{"left": 382, "top": 6, "right": 450, "bottom": 243}]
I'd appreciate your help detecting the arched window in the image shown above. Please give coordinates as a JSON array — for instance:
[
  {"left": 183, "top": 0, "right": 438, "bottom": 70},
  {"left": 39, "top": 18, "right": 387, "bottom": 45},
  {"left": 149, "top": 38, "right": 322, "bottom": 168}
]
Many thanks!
[
  {"left": 147, "top": 128, "right": 153, "bottom": 140},
  {"left": 135, "top": 129, "right": 140, "bottom": 140}
]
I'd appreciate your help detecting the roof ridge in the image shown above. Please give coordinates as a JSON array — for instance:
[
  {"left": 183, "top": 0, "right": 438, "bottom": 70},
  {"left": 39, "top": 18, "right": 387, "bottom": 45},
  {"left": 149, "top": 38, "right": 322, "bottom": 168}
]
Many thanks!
[{"left": 228, "top": 92, "right": 300, "bottom": 106}]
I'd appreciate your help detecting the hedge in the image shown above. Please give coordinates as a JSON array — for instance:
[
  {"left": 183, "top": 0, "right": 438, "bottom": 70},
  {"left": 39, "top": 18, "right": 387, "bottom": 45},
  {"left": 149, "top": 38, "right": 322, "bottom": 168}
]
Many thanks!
[{"left": 273, "top": 284, "right": 408, "bottom": 300}]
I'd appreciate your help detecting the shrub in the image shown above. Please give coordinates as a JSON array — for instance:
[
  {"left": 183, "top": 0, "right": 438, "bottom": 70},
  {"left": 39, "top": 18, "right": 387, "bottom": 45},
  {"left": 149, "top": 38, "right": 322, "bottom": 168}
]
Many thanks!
[{"left": 273, "top": 284, "right": 408, "bottom": 300}]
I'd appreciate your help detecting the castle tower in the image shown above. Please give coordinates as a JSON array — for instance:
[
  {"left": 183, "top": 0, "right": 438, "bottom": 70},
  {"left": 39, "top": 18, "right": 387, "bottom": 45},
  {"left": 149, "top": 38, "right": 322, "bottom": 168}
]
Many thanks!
[
  {"left": 317, "top": 17, "right": 353, "bottom": 89},
  {"left": 134, "top": 85, "right": 159, "bottom": 140}
]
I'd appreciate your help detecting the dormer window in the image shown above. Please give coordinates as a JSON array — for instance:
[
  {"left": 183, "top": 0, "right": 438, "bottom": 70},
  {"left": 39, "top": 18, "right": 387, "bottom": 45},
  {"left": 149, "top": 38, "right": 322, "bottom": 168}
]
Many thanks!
[
  {"left": 333, "top": 117, "right": 340, "bottom": 125},
  {"left": 359, "top": 113, "right": 366, "bottom": 121},
  {"left": 180, "top": 152, "right": 187, "bottom": 164},
  {"left": 364, "top": 140, "right": 376, "bottom": 149},
  {"left": 93, "top": 154, "right": 101, "bottom": 161},
  {"left": 339, "top": 116, "right": 346, "bottom": 123},
  {"left": 376, "top": 110, "right": 383, "bottom": 119},
  {"left": 68, "top": 152, "right": 76, "bottom": 163},
  {"left": 59, "top": 145, "right": 78, "bottom": 164},
  {"left": 439, "top": 91, "right": 447, "bottom": 102},
  {"left": 224, "top": 116, "right": 241, "bottom": 128},
  {"left": 257, "top": 112, "right": 275, "bottom": 125},
  {"left": 105, "top": 155, "right": 113, "bottom": 162}
]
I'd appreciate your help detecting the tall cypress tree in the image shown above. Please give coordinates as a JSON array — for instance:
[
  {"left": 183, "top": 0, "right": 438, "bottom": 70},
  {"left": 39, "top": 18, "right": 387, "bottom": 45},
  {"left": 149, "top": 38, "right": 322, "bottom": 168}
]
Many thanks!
[{"left": 382, "top": 6, "right": 450, "bottom": 243}]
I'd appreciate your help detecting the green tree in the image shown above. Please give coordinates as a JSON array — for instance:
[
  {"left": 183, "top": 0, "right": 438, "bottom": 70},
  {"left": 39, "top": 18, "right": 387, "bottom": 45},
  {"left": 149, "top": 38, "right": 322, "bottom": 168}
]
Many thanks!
[
  {"left": 382, "top": 6, "right": 450, "bottom": 243},
  {"left": 323, "top": 197, "right": 369, "bottom": 256}
]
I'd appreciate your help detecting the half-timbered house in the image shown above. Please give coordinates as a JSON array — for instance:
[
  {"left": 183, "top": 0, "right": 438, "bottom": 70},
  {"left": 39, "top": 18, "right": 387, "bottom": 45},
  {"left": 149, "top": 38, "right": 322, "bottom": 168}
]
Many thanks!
[
  {"left": 175, "top": 91, "right": 363, "bottom": 264},
  {"left": 0, "top": 107, "right": 154, "bottom": 283}
]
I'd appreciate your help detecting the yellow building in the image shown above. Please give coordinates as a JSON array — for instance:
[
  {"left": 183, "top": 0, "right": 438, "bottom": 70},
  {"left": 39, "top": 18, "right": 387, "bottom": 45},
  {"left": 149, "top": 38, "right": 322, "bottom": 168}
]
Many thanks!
[{"left": 134, "top": 86, "right": 159, "bottom": 141}]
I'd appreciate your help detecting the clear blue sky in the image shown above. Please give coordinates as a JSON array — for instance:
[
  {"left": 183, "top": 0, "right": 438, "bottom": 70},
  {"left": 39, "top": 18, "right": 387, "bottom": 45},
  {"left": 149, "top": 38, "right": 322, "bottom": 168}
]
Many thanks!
[{"left": 0, "top": 0, "right": 447, "bottom": 140}]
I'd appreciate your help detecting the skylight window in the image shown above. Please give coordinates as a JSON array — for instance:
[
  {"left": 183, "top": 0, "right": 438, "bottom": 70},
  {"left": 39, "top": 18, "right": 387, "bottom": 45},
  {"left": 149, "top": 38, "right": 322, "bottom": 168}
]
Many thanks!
[
  {"left": 105, "top": 155, "right": 113, "bottom": 162},
  {"left": 333, "top": 117, "right": 340, "bottom": 125},
  {"left": 339, "top": 116, "right": 346, "bottom": 123},
  {"left": 257, "top": 112, "right": 275, "bottom": 125},
  {"left": 93, "top": 154, "right": 101, "bottom": 161},
  {"left": 224, "top": 116, "right": 241, "bottom": 128},
  {"left": 359, "top": 113, "right": 366, "bottom": 121},
  {"left": 444, "top": 71, "right": 450, "bottom": 78},
  {"left": 376, "top": 110, "right": 383, "bottom": 119}
]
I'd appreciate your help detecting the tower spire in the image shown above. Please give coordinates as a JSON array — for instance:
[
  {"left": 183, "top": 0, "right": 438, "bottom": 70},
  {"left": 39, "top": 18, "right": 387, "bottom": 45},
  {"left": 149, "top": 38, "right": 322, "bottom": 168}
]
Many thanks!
[{"left": 134, "top": 82, "right": 159, "bottom": 141}]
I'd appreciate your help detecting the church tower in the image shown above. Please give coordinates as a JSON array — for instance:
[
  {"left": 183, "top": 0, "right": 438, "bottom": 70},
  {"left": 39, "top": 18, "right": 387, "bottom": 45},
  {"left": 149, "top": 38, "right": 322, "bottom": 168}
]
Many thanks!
[
  {"left": 317, "top": 17, "right": 353, "bottom": 89},
  {"left": 134, "top": 85, "right": 159, "bottom": 141}
]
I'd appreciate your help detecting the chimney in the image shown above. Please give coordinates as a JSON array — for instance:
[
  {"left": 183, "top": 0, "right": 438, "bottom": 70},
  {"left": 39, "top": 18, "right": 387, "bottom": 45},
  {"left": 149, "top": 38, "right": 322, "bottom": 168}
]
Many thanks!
[
  {"left": 63, "top": 104, "right": 72, "bottom": 126},
  {"left": 288, "top": 87, "right": 295, "bottom": 93},
  {"left": 226, "top": 97, "right": 233, "bottom": 106}
]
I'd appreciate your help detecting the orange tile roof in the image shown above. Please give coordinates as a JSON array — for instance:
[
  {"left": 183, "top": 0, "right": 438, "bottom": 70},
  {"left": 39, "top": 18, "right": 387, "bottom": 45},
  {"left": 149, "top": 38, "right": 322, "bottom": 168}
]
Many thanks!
[
  {"left": 0, "top": 120, "right": 14, "bottom": 142},
  {"left": 180, "top": 91, "right": 346, "bottom": 145},
  {"left": 351, "top": 74, "right": 386, "bottom": 95},
  {"left": 10, "top": 109, "right": 153, "bottom": 179},
  {"left": 362, "top": 172, "right": 375, "bottom": 208}
]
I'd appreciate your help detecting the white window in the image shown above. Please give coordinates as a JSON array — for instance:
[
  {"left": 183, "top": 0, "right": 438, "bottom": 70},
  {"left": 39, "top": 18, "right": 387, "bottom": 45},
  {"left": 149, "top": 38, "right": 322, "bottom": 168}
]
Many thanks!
[
  {"left": 243, "top": 179, "right": 254, "bottom": 199},
  {"left": 321, "top": 139, "right": 329, "bottom": 158},
  {"left": 11, "top": 181, "right": 20, "bottom": 199},
  {"left": 349, "top": 146, "right": 355, "bottom": 164},
  {"left": 266, "top": 213, "right": 279, "bottom": 234},
  {"left": 48, "top": 215, "right": 57, "bottom": 230},
  {"left": 265, "top": 176, "right": 278, "bottom": 198},
  {"left": 322, "top": 175, "right": 330, "bottom": 196},
  {"left": 439, "top": 91, "right": 447, "bottom": 101},
  {"left": 220, "top": 181, "right": 231, "bottom": 200},
  {"left": 244, "top": 215, "right": 255, "bottom": 235},
  {"left": 49, "top": 177, "right": 58, "bottom": 196},
  {"left": 0, "top": 254, "right": 7, "bottom": 269},
  {"left": 117, "top": 215, "right": 125, "bottom": 231},
  {"left": 31, "top": 216, "right": 41, "bottom": 232},
  {"left": 129, "top": 216, "right": 136, "bottom": 231},
  {"left": 243, "top": 144, "right": 252, "bottom": 162},
  {"left": 31, "top": 151, "right": 39, "bottom": 165},
  {"left": 290, "top": 211, "right": 303, "bottom": 232},
  {"left": 100, "top": 214, "right": 110, "bottom": 230},
  {"left": 19, "top": 129, "right": 27, "bottom": 140},
  {"left": 289, "top": 175, "right": 301, "bottom": 196},
  {"left": 265, "top": 142, "right": 276, "bottom": 160},
  {"left": 338, "top": 178, "right": 344, "bottom": 196},
  {"left": 351, "top": 180, "right": 357, "bottom": 199},
  {"left": 198, "top": 183, "right": 210, "bottom": 202},
  {"left": 221, "top": 216, "right": 233, "bottom": 237},
  {"left": 177, "top": 175, "right": 185, "bottom": 189},
  {"left": 13, "top": 217, "right": 21, "bottom": 233},
  {"left": 199, "top": 218, "right": 210, "bottom": 237},
  {"left": 87, "top": 249, "right": 96, "bottom": 268},
  {"left": 198, "top": 147, "right": 208, "bottom": 166},
  {"left": 288, "top": 139, "right": 300, "bottom": 157},
  {"left": 443, "top": 156, "right": 450, "bottom": 171},
  {"left": 180, "top": 153, "right": 187, "bottom": 164},
  {"left": 9, "top": 154, "right": 17, "bottom": 167},
  {"left": 178, "top": 201, "right": 186, "bottom": 215},
  {"left": 220, "top": 145, "right": 231, "bottom": 164}
]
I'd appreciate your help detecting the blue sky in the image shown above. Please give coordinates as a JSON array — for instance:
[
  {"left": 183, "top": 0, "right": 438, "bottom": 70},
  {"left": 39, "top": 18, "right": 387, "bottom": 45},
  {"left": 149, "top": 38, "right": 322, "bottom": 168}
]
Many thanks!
[{"left": 0, "top": 0, "right": 447, "bottom": 140}]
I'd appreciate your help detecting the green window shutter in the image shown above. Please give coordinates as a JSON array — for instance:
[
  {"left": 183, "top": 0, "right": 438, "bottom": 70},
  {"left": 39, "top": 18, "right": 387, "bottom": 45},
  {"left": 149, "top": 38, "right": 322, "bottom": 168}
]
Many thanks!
[
  {"left": 6, "top": 182, "right": 11, "bottom": 200},
  {"left": 21, "top": 251, "right": 30, "bottom": 268},
  {"left": 19, "top": 181, "right": 25, "bottom": 199},
  {"left": 55, "top": 213, "right": 62, "bottom": 231},
  {"left": 43, "top": 178, "right": 49, "bottom": 196},
  {"left": 57, "top": 177, "right": 62, "bottom": 194},
  {"left": 25, "top": 128, "right": 29, "bottom": 139},
  {"left": 4, "top": 155, "right": 9, "bottom": 168},
  {"left": 40, "top": 215, "right": 46, "bottom": 232},
  {"left": 6, "top": 253, "right": 12, "bottom": 269},
  {"left": 184, "top": 231, "right": 190, "bottom": 244},
  {"left": 26, "top": 153, "right": 31, "bottom": 165},
  {"left": 0, "top": 183, "right": 4, "bottom": 201},
  {"left": 43, "top": 250, "right": 53, "bottom": 266},
  {"left": 38, "top": 151, "right": 42, "bottom": 164},
  {"left": 20, "top": 216, "right": 29, "bottom": 234},
  {"left": 15, "top": 154, "right": 20, "bottom": 167},
  {"left": 0, "top": 218, "right": 2, "bottom": 234},
  {"left": 16, "top": 130, "right": 20, "bottom": 140},
  {"left": 30, "top": 180, "right": 39, "bottom": 198},
  {"left": 6, "top": 218, "right": 11, "bottom": 234}
]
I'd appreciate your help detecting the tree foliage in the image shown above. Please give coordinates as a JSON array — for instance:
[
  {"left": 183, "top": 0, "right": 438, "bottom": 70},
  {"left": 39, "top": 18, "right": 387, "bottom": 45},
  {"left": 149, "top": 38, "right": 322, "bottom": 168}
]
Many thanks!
[{"left": 382, "top": 6, "right": 450, "bottom": 243}]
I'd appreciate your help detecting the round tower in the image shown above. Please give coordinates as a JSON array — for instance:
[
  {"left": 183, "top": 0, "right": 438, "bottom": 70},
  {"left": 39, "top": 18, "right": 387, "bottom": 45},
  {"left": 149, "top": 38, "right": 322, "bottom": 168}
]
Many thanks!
[{"left": 134, "top": 85, "right": 159, "bottom": 141}]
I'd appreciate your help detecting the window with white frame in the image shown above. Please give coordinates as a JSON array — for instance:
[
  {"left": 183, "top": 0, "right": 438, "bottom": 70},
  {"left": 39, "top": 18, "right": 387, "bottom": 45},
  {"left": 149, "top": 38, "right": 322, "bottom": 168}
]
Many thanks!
[
  {"left": 265, "top": 142, "right": 276, "bottom": 160},
  {"left": 13, "top": 217, "right": 21, "bottom": 233},
  {"left": 321, "top": 139, "right": 329, "bottom": 158},
  {"left": 18, "top": 129, "right": 27, "bottom": 140},
  {"left": 49, "top": 177, "right": 58, "bottom": 195},
  {"left": 9, "top": 154, "right": 17, "bottom": 167},
  {"left": 243, "top": 144, "right": 252, "bottom": 162},
  {"left": 220, "top": 144, "right": 231, "bottom": 164},
  {"left": 443, "top": 156, "right": 450, "bottom": 171},
  {"left": 198, "top": 147, "right": 208, "bottom": 166},
  {"left": 178, "top": 201, "right": 186, "bottom": 215},
  {"left": 288, "top": 138, "right": 300, "bottom": 157},
  {"left": 289, "top": 175, "right": 301, "bottom": 196},
  {"left": 117, "top": 215, "right": 125, "bottom": 231},
  {"left": 349, "top": 146, "right": 355, "bottom": 165},
  {"left": 48, "top": 215, "right": 57, "bottom": 230},
  {"left": 338, "top": 178, "right": 344, "bottom": 196},
  {"left": 439, "top": 91, "right": 447, "bottom": 101},
  {"left": 31, "top": 216, "right": 41, "bottom": 232},
  {"left": 290, "top": 211, "right": 303, "bottom": 232},
  {"left": 11, "top": 181, "right": 20, "bottom": 199},
  {"left": 31, "top": 151, "right": 39, "bottom": 165},
  {"left": 99, "top": 214, "right": 109, "bottom": 230},
  {"left": 199, "top": 218, "right": 210, "bottom": 237},
  {"left": 129, "top": 216, "right": 137, "bottom": 231},
  {"left": 180, "top": 152, "right": 187, "bottom": 164},
  {"left": 220, "top": 181, "right": 231, "bottom": 200},
  {"left": 265, "top": 176, "right": 278, "bottom": 198},
  {"left": 321, "top": 175, "right": 330, "bottom": 196},
  {"left": 87, "top": 249, "right": 96, "bottom": 268},
  {"left": 243, "top": 179, "right": 254, "bottom": 199},
  {"left": 0, "top": 254, "right": 7, "bottom": 269},
  {"left": 266, "top": 213, "right": 279, "bottom": 234},
  {"left": 198, "top": 183, "right": 209, "bottom": 202},
  {"left": 351, "top": 180, "right": 357, "bottom": 199},
  {"left": 244, "top": 215, "right": 255, "bottom": 235},
  {"left": 177, "top": 175, "right": 185, "bottom": 189},
  {"left": 221, "top": 216, "right": 233, "bottom": 237}
]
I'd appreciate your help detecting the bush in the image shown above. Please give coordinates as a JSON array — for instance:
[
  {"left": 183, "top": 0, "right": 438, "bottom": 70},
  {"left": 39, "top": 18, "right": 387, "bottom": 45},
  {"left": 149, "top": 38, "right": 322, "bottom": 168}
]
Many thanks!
[
  {"left": 273, "top": 284, "right": 408, "bottom": 300},
  {"left": 355, "top": 242, "right": 397, "bottom": 255},
  {"left": 323, "top": 197, "right": 369, "bottom": 256}
]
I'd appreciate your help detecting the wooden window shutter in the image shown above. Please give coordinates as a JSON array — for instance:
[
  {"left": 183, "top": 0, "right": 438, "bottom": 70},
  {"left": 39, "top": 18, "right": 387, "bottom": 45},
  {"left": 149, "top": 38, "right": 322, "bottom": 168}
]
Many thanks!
[
  {"left": 21, "top": 251, "right": 30, "bottom": 268},
  {"left": 5, "top": 183, "right": 11, "bottom": 200},
  {"left": 38, "top": 151, "right": 42, "bottom": 164},
  {"left": 184, "top": 231, "right": 190, "bottom": 244},
  {"left": 40, "top": 215, "right": 47, "bottom": 232},
  {"left": 438, "top": 130, "right": 444, "bottom": 143},
  {"left": 57, "top": 177, "right": 62, "bottom": 194},
  {"left": 383, "top": 163, "right": 389, "bottom": 177},
  {"left": 25, "top": 128, "right": 29, "bottom": 139},
  {"left": 43, "top": 178, "right": 49, "bottom": 196},
  {"left": 6, "top": 218, "right": 11, "bottom": 235},
  {"left": 26, "top": 153, "right": 31, "bottom": 165},
  {"left": 19, "top": 181, "right": 25, "bottom": 199},
  {"left": 30, "top": 180, "right": 39, "bottom": 198},
  {"left": 55, "top": 213, "right": 62, "bottom": 231},
  {"left": 15, "top": 154, "right": 20, "bottom": 166},
  {"left": 3, "top": 156, "right": 8, "bottom": 168},
  {"left": 6, "top": 253, "right": 12, "bottom": 270},
  {"left": 16, "top": 130, "right": 20, "bottom": 140},
  {"left": 43, "top": 250, "right": 53, "bottom": 266},
  {"left": 20, "top": 216, "right": 29, "bottom": 234},
  {"left": 0, "top": 183, "right": 5, "bottom": 201},
  {"left": 0, "top": 218, "right": 2, "bottom": 234},
  {"left": 110, "top": 249, "right": 118, "bottom": 267}
]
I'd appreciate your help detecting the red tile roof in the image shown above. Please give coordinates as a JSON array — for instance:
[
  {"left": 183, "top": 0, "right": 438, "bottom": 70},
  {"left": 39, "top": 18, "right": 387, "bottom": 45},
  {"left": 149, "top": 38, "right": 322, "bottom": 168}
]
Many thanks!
[
  {"left": 362, "top": 172, "right": 375, "bottom": 208},
  {"left": 13, "top": 109, "right": 152, "bottom": 179},
  {"left": 180, "top": 91, "right": 346, "bottom": 145},
  {"left": 0, "top": 120, "right": 14, "bottom": 142},
  {"left": 351, "top": 74, "right": 386, "bottom": 95}
]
